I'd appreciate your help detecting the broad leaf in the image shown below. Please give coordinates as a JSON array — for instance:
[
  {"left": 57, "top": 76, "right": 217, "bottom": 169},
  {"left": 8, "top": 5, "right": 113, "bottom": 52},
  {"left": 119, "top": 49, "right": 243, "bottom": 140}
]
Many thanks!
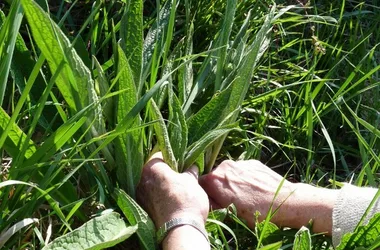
[
  {"left": 120, "top": 0, "right": 143, "bottom": 92},
  {"left": 142, "top": 0, "right": 174, "bottom": 82},
  {"left": 115, "top": 44, "right": 143, "bottom": 196},
  {"left": 21, "top": 0, "right": 103, "bottom": 131},
  {"left": 150, "top": 99, "right": 177, "bottom": 172},
  {"left": 293, "top": 226, "right": 311, "bottom": 250},
  {"left": 42, "top": 212, "right": 137, "bottom": 250},
  {"left": 337, "top": 213, "right": 380, "bottom": 250},
  {"left": 187, "top": 87, "right": 232, "bottom": 145},
  {"left": 114, "top": 188, "right": 157, "bottom": 250},
  {"left": 184, "top": 124, "right": 237, "bottom": 169},
  {"left": 168, "top": 92, "right": 188, "bottom": 172}
]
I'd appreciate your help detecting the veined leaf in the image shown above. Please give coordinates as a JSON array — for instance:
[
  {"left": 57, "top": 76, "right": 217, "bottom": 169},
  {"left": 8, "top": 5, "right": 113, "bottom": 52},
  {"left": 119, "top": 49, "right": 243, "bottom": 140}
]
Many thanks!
[
  {"left": 120, "top": 0, "right": 143, "bottom": 92},
  {"left": 93, "top": 56, "right": 113, "bottom": 123},
  {"left": 41, "top": 212, "right": 138, "bottom": 250},
  {"left": 184, "top": 124, "right": 237, "bottom": 170},
  {"left": 142, "top": 0, "right": 174, "bottom": 83},
  {"left": 113, "top": 188, "right": 156, "bottom": 250},
  {"left": 115, "top": 44, "right": 143, "bottom": 197},
  {"left": 20, "top": 0, "right": 103, "bottom": 132},
  {"left": 187, "top": 87, "right": 232, "bottom": 145},
  {"left": 293, "top": 226, "right": 311, "bottom": 250},
  {"left": 150, "top": 99, "right": 178, "bottom": 172},
  {"left": 337, "top": 213, "right": 380, "bottom": 250},
  {"left": 222, "top": 6, "right": 274, "bottom": 121},
  {"left": 214, "top": 0, "right": 237, "bottom": 91},
  {"left": 204, "top": 6, "right": 275, "bottom": 171},
  {"left": 168, "top": 92, "right": 188, "bottom": 172}
]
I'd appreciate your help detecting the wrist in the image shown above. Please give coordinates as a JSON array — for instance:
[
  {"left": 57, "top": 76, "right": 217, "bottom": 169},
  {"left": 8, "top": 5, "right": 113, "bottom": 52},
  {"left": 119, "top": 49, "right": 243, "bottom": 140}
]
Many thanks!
[
  {"left": 156, "top": 211, "right": 206, "bottom": 228},
  {"left": 163, "top": 224, "right": 210, "bottom": 250},
  {"left": 279, "top": 183, "right": 338, "bottom": 234}
]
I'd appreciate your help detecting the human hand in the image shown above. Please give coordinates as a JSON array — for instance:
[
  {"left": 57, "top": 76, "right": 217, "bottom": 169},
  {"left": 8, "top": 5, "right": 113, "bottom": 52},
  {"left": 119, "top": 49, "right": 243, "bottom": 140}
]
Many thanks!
[
  {"left": 136, "top": 152, "right": 209, "bottom": 228},
  {"left": 199, "top": 159, "right": 337, "bottom": 234},
  {"left": 199, "top": 159, "right": 295, "bottom": 227}
]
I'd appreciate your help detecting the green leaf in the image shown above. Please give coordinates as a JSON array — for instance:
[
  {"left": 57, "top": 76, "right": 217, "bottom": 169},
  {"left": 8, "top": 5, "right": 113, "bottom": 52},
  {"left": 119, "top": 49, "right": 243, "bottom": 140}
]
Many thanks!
[
  {"left": 0, "top": 180, "right": 72, "bottom": 232},
  {"left": 0, "top": 218, "right": 38, "bottom": 248},
  {"left": 24, "top": 115, "right": 87, "bottom": 167},
  {"left": 256, "top": 221, "right": 281, "bottom": 245},
  {"left": 115, "top": 44, "right": 144, "bottom": 196},
  {"left": 0, "top": 0, "right": 23, "bottom": 106},
  {"left": 206, "top": 208, "right": 227, "bottom": 232},
  {"left": 42, "top": 212, "right": 138, "bottom": 250},
  {"left": 93, "top": 56, "right": 113, "bottom": 123},
  {"left": 149, "top": 99, "right": 178, "bottom": 172},
  {"left": 0, "top": 107, "right": 36, "bottom": 159},
  {"left": 113, "top": 188, "right": 157, "bottom": 250},
  {"left": 204, "top": 6, "right": 275, "bottom": 170},
  {"left": 142, "top": 0, "right": 174, "bottom": 82},
  {"left": 257, "top": 241, "right": 283, "bottom": 250},
  {"left": 293, "top": 226, "right": 311, "bottom": 250},
  {"left": 184, "top": 124, "right": 237, "bottom": 169},
  {"left": 120, "top": 0, "right": 143, "bottom": 92},
  {"left": 20, "top": 0, "right": 103, "bottom": 132},
  {"left": 214, "top": 0, "right": 237, "bottom": 91},
  {"left": 168, "top": 92, "right": 188, "bottom": 172},
  {"left": 187, "top": 87, "right": 232, "bottom": 145},
  {"left": 222, "top": 6, "right": 274, "bottom": 121},
  {"left": 337, "top": 213, "right": 380, "bottom": 250}
]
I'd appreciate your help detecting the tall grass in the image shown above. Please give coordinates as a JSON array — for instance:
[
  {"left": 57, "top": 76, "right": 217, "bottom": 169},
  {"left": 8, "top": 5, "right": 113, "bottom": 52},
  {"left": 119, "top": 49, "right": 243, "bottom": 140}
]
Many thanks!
[{"left": 0, "top": 0, "right": 379, "bottom": 249}]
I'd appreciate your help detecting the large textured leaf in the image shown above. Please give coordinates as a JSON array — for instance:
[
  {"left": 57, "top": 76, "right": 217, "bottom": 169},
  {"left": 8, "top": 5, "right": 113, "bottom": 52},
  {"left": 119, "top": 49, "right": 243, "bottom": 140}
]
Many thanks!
[
  {"left": 187, "top": 87, "right": 232, "bottom": 145},
  {"left": 214, "top": 0, "right": 237, "bottom": 91},
  {"left": 222, "top": 6, "right": 274, "bottom": 121},
  {"left": 115, "top": 44, "right": 143, "bottom": 196},
  {"left": 168, "top": 92, "right": 188, "bottom": 172},
  {"left": 184, "top": 124, "right": 237, "bottom": 169},
  {"left": 20, "top": 0, "right": 103, "bottom": 130},
  {"left": 120, "top": 0, "right": 143, "bottom": 92},
  {"left": 337, "top": 213, "right": 380, "bottom": 250},
  {"left": 113, "top": 188, "right": 156, "bottom": 250},
  {"left": 0, "top": 107, "right": 36, "bottom": 159},
  {"left": 150, "top": 99, "right": 177, "bottom": 172},
  {"left": 142, "top": 0, "right": 174, "bottom": 82},
  {"left": 293, "top": 226, "right": 311, "bottom": 250},
  {"left": 204, "top": 6, "right": 275, "bottom": 171},
  {"left": 42, "top": 212, "right": 137, "bottom": 250}
]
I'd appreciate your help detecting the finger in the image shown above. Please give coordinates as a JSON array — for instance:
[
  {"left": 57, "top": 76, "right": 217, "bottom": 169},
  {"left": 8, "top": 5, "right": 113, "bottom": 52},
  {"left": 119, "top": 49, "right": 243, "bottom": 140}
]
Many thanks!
[{"left": 184, "top": 165, "right": 199, "bottom": 180}]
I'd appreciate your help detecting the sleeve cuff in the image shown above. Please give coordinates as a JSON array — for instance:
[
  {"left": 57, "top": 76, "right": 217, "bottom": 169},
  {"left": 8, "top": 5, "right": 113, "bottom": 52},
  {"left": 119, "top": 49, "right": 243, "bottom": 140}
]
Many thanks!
[{"left": 332, "top": 184, "right": 379, "bottom": 247}]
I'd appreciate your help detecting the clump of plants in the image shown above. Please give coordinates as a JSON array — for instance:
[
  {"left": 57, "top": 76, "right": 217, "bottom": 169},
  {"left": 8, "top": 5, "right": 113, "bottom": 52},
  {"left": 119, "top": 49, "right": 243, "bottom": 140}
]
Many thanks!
[{"left": 0, "top": 0, "right": 379, "bottom": 249}]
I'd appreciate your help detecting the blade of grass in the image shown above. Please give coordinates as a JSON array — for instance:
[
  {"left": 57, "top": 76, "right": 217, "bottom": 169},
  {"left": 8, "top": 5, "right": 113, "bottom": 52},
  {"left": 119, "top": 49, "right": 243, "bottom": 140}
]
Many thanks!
[{"left": 0, "top": 0, "right": 23, "bottom": 106}]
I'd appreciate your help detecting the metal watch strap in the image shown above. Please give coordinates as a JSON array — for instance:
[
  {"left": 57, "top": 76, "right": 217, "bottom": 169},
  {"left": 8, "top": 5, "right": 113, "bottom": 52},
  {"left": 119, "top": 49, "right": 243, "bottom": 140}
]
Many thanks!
[{"left": 156, "top": 217, "right": 209, "bottom": 244}]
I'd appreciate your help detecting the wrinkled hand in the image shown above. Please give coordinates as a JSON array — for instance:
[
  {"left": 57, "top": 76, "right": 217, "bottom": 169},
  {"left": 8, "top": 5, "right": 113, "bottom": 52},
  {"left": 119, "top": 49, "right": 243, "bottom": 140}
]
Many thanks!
[
  {"left": 137, "top": 152, "right": 209, "bottom": 228},
  {"left": 199, "top": 160, "right": 296, "bottom": 228}
]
